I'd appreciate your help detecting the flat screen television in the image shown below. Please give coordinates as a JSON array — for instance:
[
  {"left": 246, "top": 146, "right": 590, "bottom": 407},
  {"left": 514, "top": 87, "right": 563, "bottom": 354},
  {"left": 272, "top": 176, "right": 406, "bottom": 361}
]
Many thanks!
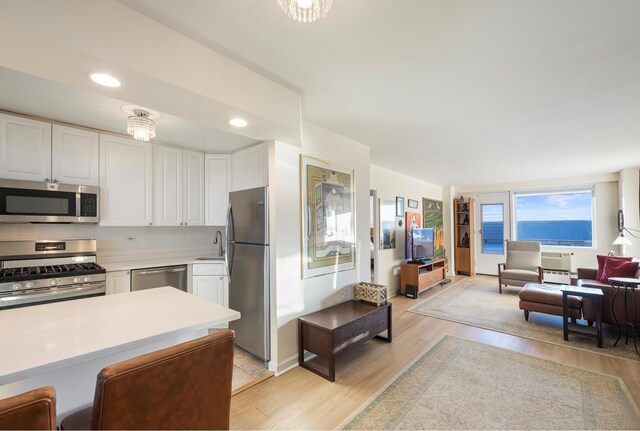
[{"left": 411, "top": 227, "right": 435, "bottom": 263}]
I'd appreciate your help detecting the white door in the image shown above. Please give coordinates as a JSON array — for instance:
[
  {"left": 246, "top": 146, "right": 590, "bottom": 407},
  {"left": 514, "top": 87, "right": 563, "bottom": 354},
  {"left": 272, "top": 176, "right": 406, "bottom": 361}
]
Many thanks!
[
  {"left": 474, "top": 192, "right": 511, "bottom": 275},
  {"left": 52, "top": 125, "right": 99, "bottom": 186},
  {"left": 204, "top": 154, "right": 231, "bottom": 226},
  {"left": 0, "top": 113, "right": 52, "bottom": 182},
  {"left": 99, "top": 134, "right": 153, "bottom": 226},
  {"left": 182, "top": 150, "right": 205, "bottom": 226},
  {"left": 154, "top": 144, "right": 182, "bottom": 226}
]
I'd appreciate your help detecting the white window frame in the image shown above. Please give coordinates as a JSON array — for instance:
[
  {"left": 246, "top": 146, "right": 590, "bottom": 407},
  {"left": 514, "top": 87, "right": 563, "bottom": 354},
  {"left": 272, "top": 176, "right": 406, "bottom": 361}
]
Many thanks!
[{"left": 511, "top": 187, "right": 596, "bottom": 249}]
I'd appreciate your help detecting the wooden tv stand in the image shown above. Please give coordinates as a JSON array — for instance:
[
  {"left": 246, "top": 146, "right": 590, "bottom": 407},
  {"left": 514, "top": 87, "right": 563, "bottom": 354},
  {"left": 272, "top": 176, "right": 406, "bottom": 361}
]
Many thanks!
[{"left": 400, "top": 259, "right": 446, "bottom": 295}]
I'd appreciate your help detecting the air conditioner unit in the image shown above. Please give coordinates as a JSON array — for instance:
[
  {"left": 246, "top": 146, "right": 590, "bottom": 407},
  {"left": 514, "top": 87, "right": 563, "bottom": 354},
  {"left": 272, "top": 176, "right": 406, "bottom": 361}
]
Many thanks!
[{"left": 541, "top": 252, "right": 572, "bottom": 284}]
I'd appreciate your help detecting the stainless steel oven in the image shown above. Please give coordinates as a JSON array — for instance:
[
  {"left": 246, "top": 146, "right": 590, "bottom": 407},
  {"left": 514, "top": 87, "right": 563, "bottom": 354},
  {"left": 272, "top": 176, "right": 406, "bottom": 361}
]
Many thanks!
[{"left": 0, "top": 179, "right": 99, "bottom": 223}]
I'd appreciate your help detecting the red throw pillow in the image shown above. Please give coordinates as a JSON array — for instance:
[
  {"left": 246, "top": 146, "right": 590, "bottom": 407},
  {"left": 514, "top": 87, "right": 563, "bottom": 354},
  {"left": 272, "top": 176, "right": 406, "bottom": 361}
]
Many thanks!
[
  {"left": 596, "top": 255, "right": 633, "bottom": 281},
  {"left": 599, "top": 259, "right": 639, "bottom": 283}
]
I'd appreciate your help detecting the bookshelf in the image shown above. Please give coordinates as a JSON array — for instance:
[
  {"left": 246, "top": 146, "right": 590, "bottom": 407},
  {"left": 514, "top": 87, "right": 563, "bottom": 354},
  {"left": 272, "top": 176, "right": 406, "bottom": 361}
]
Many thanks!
[{"left": 454, "top": 197, "right": 475, "bottom": 275}]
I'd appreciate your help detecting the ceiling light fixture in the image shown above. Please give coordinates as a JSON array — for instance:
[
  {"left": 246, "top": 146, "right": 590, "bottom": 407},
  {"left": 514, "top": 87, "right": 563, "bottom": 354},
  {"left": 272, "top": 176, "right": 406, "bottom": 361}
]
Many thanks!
[
  {"left": 89, "top": 73, "right": 121, "bottom": 88},
  {"left": 127, "top": 110, "right": 156, "bottom": 141},
  {"left": 229, "top": 118, "right": 248, "bottom": 128},
  {"left": 277, "top": 0, "right": 333, "bottom": 23}
]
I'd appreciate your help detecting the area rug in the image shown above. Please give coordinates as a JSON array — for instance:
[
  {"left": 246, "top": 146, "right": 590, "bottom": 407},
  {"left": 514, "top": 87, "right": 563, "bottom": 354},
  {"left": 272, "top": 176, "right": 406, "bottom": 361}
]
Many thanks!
[
  {"left": 408, "top": 276, "right": 640, "bottom": 363},
  {"left": 343, "top": 335, "right": 640, "bottom": 430}
]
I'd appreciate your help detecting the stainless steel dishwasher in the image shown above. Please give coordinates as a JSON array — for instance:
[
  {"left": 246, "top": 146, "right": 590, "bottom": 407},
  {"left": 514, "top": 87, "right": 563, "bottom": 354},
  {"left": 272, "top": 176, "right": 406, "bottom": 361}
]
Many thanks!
[{"left": 130, "top": 265, "right": 188, "bottom": 292}]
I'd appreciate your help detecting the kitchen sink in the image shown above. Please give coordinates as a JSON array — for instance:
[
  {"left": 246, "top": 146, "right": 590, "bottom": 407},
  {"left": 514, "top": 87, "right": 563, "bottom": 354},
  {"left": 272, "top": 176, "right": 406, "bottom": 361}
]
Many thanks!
[{"left": 194, "top": 257, "right": 225, "bottom": 261}]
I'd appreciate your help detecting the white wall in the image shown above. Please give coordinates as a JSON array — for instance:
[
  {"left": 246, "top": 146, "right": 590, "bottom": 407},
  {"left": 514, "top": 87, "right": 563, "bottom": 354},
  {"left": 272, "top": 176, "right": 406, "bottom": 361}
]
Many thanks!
[
  {"left": 271, "top": 121, "right": 370, "bottom": 373},
  {"left": 619, "top": 167, "right": 640, "bottom": 257},
  {"left": 0, "top": 224, "right": 219, "bottom": 261},
  {"left": 457, "top": 172, "right": 620, "bottom": 270},
  {"left": 369, "top": 164, "right": 443, "bottom": 294}
]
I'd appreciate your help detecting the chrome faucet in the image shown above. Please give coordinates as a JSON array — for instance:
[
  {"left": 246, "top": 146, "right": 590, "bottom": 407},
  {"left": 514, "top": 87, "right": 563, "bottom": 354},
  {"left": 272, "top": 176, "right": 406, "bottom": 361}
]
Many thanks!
[{"left": 214, "top": 230, "right": 224, "bottom": 257}]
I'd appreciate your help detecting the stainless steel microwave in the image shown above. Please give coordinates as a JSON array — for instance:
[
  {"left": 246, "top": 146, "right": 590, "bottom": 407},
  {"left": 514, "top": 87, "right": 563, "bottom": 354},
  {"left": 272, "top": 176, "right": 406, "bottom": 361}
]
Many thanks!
[{"left": 0, "top": 179, "right": 99, "bottom": 223}]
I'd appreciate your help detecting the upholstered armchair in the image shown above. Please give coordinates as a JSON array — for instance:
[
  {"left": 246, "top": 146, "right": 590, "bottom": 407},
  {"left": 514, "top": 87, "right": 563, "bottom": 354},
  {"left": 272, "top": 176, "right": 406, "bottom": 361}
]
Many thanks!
[{"left": 497, "top": 240, "right": 543, "bottom": 293}]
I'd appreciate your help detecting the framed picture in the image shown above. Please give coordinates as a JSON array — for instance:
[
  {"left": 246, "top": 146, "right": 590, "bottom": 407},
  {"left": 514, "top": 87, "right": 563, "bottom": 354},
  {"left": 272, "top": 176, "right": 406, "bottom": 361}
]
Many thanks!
[
  {"left": 408, "top": 199, "right": 419, "bottom": 209},
  {"left": 300, "top": 155, "right": 356, "bottom": 279},
  {"left": 405, "top": 211, "right": 422, "bottom": 259},
  {"left": 380, "top": 199, "right": 396, "bottom": 249},
  {"left": 396, "top": 196, "right": 405, "bottom": 217},
  {"left": 423, "top": 198, "right": 444, "bottom": 258}
]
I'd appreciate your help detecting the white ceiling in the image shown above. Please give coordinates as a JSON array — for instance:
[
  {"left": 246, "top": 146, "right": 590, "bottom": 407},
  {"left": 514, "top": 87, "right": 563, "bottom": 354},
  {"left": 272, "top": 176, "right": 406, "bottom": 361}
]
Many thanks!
[
  {"left": 0, "top": 66, "right": 258, "bottom": 153},
  {"left": 118, "top": 0, "right": 640, "bottom": 186}
]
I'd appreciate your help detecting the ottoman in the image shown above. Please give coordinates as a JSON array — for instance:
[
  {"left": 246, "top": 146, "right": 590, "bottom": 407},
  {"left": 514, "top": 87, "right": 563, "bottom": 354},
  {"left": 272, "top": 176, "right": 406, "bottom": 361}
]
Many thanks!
[{"left": 519, "top": 283, "right": 582, "bottom": 321}]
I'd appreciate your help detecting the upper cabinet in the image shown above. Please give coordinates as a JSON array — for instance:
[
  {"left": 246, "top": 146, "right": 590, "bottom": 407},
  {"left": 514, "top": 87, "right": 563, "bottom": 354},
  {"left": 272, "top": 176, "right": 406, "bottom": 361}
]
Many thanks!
[
  {"left": 99, "top": 134, "right": 153, "bottom": 226},
  {"left": 52, "top": 125, "right": 99, "bottom": 186},
  {"left": 205, "top": 154, "right": 231, "bottom": 226},
  {"left": 0, "top": 114, "right": 99, "bottom": 185},
  {"left": 154, "top": 145, "right": 204, "bottom": 226},
  {"left": 0, "top": 113, "right": 52, "bottom": 182},
  {"left": 232, "top": 143, "right": 267, "bottom": 191}
]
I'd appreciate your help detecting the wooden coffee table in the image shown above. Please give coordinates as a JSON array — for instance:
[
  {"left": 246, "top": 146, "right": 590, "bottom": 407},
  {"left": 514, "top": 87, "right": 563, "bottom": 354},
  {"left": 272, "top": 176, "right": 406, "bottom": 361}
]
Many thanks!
[{"left": 298, "top": 300, "right": 392, "bottom": 382}]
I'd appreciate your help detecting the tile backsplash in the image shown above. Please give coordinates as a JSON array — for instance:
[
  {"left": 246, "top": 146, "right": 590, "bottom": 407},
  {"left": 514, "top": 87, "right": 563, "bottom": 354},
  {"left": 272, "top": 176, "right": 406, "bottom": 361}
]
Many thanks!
[{"left": 0, "top": 224, "right": 222, "bottom": 259}]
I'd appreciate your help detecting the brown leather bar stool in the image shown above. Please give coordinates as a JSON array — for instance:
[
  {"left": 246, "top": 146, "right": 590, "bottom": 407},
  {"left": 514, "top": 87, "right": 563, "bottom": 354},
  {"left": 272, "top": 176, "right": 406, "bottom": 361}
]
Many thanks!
[
  {"left": 0, "top": 386, "right": 56, "bottom": 430},
  {"left": 60, "top": 329, "right": 235, "bottom": 430}
]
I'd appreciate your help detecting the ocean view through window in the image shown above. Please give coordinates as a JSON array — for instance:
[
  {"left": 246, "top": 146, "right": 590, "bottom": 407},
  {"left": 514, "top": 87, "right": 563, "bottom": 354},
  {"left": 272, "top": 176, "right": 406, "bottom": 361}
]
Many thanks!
[{"left": 514, "top": 190, "right": 594, "bottom": 247}]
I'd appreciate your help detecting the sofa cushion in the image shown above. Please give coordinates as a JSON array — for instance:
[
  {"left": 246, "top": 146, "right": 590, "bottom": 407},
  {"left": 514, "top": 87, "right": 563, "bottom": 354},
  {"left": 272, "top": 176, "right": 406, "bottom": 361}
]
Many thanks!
[
  {"left": 500, "top": 269, "right": 540, "bottom": 283},
  {"left": 599, "top": 259, "right": 640, "bottom": 282},
  {"left": 596, "top": 255, "right": 633, "bottom": 281}
]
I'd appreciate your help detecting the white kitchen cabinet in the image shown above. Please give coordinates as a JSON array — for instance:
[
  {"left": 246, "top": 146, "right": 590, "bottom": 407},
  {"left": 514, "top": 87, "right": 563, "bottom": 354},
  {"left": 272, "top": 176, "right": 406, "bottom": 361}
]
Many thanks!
[
  {"left": 52, "top": 124, "right": 99, "bottom": 186},
  {"left": 205, "top": 154, "right": 231, "bottom": 226},
  {"left": 192, "top": 275, "right": 228, "bottom": 307},
  {"left": 154, "top": 144, "right": 182, "bottom": 226},
  {"left": 231, "top": 143, "right": 267, "bottom": 191},
  {"left": 182, "top": 150, "right": 205, "bottom": 226},
  {"left": 99, "top": 134, "right": 153, "bottom": 226},
  {"left": 0, "top": 113, "right": 52, "bottom": 182},
  {"left": 154, "top": 145, "right": 204, "bottom": 226},
  {"left": 193, "top": 262, "right": 228, "bottom": 307},
  {"left": 106, "top": 270, "right": 131, "bottom": 295}
]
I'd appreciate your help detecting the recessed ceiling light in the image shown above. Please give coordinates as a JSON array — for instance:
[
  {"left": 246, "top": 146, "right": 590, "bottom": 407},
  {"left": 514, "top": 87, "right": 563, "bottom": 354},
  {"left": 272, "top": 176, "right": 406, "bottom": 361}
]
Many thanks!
[
  {"left": 89, "top": 73, "right": 121, "bottom": 88},
  {"left": 229, "top": 118, "right": 248, "bottom": 128}
]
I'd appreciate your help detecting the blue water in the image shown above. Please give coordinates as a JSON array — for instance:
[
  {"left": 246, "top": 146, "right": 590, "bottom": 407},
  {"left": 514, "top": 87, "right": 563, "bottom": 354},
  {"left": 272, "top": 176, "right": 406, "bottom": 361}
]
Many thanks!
[{"left": 480, "top": 220, "right": 592, "bottom": 254}]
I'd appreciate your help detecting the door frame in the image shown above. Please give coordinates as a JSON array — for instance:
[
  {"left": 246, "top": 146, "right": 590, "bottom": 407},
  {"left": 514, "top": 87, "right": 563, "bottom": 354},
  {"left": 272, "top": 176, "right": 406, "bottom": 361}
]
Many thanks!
[
  {"left": 474, "top": 192, "right": 511, "bottom": 275},
  {"left": 370, "top": 189, "right": 379, "bottom": 283}
]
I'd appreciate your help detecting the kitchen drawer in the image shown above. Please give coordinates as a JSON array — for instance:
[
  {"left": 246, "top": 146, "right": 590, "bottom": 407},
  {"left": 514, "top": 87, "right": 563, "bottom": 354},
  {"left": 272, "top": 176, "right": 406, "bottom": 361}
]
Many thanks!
[{"left": 193, "top": 262, "right": 226, "bottom": 276}]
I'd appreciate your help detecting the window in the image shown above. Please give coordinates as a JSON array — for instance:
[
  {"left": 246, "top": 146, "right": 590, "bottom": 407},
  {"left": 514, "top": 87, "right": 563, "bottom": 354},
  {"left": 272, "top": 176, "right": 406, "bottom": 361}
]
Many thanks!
[{"left": 513, "top": 189, "right": 594, "bottom": 247}]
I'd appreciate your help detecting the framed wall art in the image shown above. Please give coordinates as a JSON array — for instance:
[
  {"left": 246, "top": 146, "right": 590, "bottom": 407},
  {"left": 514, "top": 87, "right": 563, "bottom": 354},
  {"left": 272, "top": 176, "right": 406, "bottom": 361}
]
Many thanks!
[
  {"left": 300, "top": 155, "right": 356, "bottom": 278},
  {"left": 380, "top": 199, "right": 396, "bottom": 250},
  {"left": 396, "top": 196, "right": 405, "bottom": 217},
  {"left": 408, "top": 199, "right": 419, "bottom": 209},
  {"left": 423, "top": 198, "right": 444, "bottom": 258}
]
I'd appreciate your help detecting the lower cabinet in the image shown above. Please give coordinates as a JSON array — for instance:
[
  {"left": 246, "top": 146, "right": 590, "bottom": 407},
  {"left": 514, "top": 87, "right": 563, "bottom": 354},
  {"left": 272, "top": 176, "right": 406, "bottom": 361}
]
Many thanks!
[
  {"left": 192, "top": 275, "right": 228, "bottom": 307},
  {"left": 106, "top": 270, "right": 131, "bottom": 295}
]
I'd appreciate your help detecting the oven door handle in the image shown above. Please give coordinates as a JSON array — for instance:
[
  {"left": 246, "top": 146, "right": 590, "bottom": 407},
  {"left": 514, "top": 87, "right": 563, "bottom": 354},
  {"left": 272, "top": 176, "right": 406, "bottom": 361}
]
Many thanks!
[{"left": 0, "top": 283, "right": 105, "bottom": 308}]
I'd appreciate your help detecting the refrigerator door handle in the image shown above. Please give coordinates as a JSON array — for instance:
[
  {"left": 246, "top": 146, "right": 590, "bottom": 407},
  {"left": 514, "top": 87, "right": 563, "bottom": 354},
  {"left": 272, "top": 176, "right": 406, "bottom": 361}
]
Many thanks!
[{"left": 226, "top": 242, "right": 234, "bottom": 277}]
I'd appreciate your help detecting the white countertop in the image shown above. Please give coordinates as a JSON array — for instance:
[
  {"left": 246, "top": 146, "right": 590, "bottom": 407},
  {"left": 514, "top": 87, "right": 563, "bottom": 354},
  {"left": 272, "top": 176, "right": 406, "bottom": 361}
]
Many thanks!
[
  {"left": 99, "top": 254, "right": 225, "bottom": 272},
  {"left": 0, "top": 287, "right": 240, "bottom": 385}
]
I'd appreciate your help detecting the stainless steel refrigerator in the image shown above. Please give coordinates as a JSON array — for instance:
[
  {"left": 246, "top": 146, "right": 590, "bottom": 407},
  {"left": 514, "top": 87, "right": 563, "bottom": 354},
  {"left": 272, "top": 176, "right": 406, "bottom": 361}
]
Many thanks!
[{"left": 226, "top": 186, "right": 270, "bottom": 361}]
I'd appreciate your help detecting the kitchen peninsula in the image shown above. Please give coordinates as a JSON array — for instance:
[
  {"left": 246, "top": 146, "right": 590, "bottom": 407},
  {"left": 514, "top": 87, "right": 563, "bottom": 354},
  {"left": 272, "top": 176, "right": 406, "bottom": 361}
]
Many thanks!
[{"left": 0, "top": 287, "right": 240, "bottom": 416}]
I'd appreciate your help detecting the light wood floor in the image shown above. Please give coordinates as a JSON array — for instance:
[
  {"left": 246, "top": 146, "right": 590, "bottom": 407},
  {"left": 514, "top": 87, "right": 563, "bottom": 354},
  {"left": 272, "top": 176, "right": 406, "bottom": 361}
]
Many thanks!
[{"left": 230, "top": 276, "right": 640, "bottom": 429}]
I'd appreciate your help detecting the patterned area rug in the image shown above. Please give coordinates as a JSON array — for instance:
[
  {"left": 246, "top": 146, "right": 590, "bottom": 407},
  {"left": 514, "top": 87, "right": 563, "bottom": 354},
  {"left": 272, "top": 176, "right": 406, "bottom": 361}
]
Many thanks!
[
  {"left": 343, "top": 335, "right": 640, "bottom": 430},
  {"left": 408, "top": 276, "right": 640, "bottom": 362}
]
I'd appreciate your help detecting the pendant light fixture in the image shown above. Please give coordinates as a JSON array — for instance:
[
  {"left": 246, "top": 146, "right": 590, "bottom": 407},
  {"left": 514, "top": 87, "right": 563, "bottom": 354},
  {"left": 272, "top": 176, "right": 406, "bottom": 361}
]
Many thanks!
[
  {"left": 127, "top": 110, "right": 156, "bottom": 142},
  {"left": 277, "top": 0, "right": 333, "bottom": 23}
]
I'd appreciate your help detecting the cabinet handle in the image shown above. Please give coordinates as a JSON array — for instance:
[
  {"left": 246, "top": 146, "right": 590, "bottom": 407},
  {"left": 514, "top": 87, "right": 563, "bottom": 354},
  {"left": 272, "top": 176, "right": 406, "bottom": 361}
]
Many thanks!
[
  {"left": 45, "top": 178, "right": 50, "bottom": 182},
  {"left": 53, "top": 178, "right": 59, "bottom": 183},
  {"left": 180, "top": 222, "right": 183, "bottom": 226},
  {"left": 185, "top": 222, "right": 188, "bottom": 226},
  {"left": 148, "top": 222, "right": 152, "bottom": 226}
]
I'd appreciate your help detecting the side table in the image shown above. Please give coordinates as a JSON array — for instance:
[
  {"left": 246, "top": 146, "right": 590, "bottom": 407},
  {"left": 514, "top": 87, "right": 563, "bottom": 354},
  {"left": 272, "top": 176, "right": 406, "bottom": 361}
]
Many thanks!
[
  {"left": 609, "top": 277, "right": 640, "bottom": 357},
  {"left": 561, "top": 285, "right": 603, "bottom": 348}
]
